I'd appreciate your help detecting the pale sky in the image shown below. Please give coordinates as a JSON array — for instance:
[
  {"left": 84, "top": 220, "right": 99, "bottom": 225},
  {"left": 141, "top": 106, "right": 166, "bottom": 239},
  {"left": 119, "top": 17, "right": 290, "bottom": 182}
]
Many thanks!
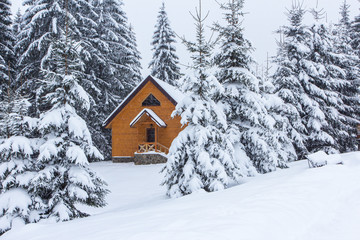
[{"left": 10, "top": 0, "right": 360, "bottom": 76}]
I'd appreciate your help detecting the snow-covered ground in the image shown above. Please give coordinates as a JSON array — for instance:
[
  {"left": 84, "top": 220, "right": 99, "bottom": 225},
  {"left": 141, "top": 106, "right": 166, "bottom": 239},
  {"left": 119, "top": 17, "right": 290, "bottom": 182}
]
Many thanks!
[{"left": 3, "top": 152, "right": 360, "bottom": 240}]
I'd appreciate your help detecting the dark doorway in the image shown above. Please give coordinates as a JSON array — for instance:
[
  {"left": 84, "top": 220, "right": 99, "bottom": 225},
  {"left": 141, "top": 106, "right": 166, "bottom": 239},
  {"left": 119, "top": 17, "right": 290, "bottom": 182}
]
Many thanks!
[{"left": 147, "top": 128, "right": 155, "bottom": 142}]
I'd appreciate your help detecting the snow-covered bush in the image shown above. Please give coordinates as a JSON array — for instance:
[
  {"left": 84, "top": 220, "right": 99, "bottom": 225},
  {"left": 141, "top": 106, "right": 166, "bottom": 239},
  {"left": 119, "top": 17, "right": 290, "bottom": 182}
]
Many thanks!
[{"left": 307, "top": 151, "right": 343, "bottom": 168}]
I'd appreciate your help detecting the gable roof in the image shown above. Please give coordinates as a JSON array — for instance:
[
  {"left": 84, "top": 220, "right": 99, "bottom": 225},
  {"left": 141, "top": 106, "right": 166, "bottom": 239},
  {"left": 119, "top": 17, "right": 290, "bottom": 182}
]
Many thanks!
[
  {"left": 103, "top": 75, "right": 184, "bottom": 128},
  {"left": 130, "top": 108, "right": 167, "bottom": 128}
]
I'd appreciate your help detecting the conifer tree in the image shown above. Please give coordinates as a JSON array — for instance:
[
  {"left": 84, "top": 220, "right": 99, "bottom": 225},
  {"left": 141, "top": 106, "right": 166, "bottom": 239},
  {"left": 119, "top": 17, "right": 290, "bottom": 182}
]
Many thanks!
[
  {"left": 17, "top": 0, "right": 142, "bottom": 160},
  {"left": 304, "top": 7, "right": 360, "bottom": 153},
  {"left": 125, "top": 25, "right": 142, "bottom": 84},
  {"left": 149, "top": 2, "right": 181, "bottom": 85},
  {"left": 16, "top": 0, "right": 97, "bottom": 115},
  {"left": 351, "top": 8, "right": 360, "bottom": 57},
  {"left": 163, "top": 0, "right": 244, "bottom": 198},
  {"left": 12, "top": 10, "right": 24, "bottom": 89},
  {"left": 86, "top": 0, "right": 141, "bottom": 160},
  {"left": 274, "top": 3, "right": 359, "bottom": 155},
  {"left": 0, "top": 0, "right": 14, "bottom": 101},
  {"left": 259, "top": 77, "right": 297, "bottom": 165},
  {"left": 339, "top": 1, "right": 351, "bottom": 29},
  {"left": 272, "top": 4, "right": 310, "bottom": 159},
  {"left": 0, "top": 90, "right": 39, "bottom": 235},
  {"left": 214, "top": 0, "right": 287, "bottom": 172},
  {"left": 12, "top": 10, "right": 23, "bottom": 39},
  {"left": 32, "top": 11, "right": 108, "bottom": 221},
  {"left": 91, "top": 0, "right": 140, "bottom": 96},
  {"left": 17, "top": 0, "right": 97, "bottom": 83},
  {"left": 329, "top": 2, "right": 360, "bottom": 151},
  {"left": 294, "top": 8, "right": 338, "bottom": 153}
]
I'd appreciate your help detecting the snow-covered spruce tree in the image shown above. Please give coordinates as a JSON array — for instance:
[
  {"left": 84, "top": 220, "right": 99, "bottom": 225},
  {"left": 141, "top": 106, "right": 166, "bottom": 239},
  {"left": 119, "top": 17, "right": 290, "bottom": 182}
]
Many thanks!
[
  {"left": 90, "top": 0, "right": 140, "bottom": 96},
  {"left": 256, "top": 59, "right": 296, "bottom": 165},
  {"left": 12, "top": 9, "right": 23, "bottom": 39},
  {"left": 125, "top": 24, "right": 142, "bottom": 84},
  {"left": 84, "top": 0, "right": 142, "bottom": 159},
  {"left": 213, "top": 0, "right": 287, "bottom": 173},
  {"left": 259, "top": 76, "right": 297, "bottom": 166},
  {"left": 303, "top": 7, "right": 356, "bottom": 153},
  {"left": 351, "top": 8, "right": 360, "bottom": 57},
  {"left": 162, "top": 0, "right": 244, "bottom": 198},
  {"left": 0, "top": 91, "right": 39, "bottom": 235},
  {"left": 338, "top": 1, "right": 351, "bottom": 30},
  {"left": 32, "top": 31, "right": 108, "bottom": 221},
  {"left": 16, "top": 0, "right": 135, "bottom": 160},
  {"left": 12, "top": 9, "right": 24, "bottom": 89},
  {"left": 149, "top": 2, "right": 181, "bottom": 85},
  {"left": 331, "top": 1, "right": 360, "bottom": 151},
  {"left": 0, "top": 0, "right": 14, "bottom": 101},
  {"left": 16, "top": 0, "right": 97, "bottom": 115},
  {"left": 272, "top": 4, "right": 310, "bottom": 159}
]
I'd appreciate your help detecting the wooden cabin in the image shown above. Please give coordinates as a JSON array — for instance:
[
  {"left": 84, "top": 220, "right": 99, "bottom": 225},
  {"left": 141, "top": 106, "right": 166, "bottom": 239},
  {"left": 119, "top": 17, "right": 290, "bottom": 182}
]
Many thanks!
[{"left": 103, "top": 75, "right": 184, "bottom": 164}]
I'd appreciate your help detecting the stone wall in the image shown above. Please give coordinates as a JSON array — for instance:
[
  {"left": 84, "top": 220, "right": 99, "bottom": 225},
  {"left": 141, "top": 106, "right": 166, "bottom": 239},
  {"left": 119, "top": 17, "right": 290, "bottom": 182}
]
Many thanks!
[
  {"left": 112, "top": 157, "right": 134, "bottom": 163},
  {"left": 134, "top": 153, "right": 167, "bottom": 165}
]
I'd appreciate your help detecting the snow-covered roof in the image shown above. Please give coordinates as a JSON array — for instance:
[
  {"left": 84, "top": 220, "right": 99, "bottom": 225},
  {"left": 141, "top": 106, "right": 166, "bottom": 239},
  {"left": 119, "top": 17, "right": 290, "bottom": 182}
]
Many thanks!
[
  {"left": 103, "top": 75, "right": 184, "bottom": 127},
  {"left": 130, "top": 108, "right": 167, "bottom": 128},
  {"left": 153, "top": 76, "right": 183, "bottom": 103}
]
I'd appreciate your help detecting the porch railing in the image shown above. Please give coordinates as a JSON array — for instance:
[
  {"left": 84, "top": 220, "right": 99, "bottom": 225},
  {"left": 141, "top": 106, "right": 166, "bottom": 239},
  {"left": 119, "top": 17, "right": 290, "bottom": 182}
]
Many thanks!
[{"left": 137, "top": 142, "right": 169, "bottom": 154}]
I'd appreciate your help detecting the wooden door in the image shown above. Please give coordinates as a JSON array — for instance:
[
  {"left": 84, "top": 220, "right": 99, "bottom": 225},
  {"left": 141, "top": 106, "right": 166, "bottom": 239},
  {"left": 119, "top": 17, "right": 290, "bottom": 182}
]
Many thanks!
[{"left": 146, "top": 128, "right": 155, "bottom": 142}]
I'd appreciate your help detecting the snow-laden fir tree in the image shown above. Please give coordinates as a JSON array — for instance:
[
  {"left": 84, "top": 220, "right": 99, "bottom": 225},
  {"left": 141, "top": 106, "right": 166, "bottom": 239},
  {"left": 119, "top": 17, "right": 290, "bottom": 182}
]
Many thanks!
[
  {"left": 259, "top": 76, "right": 297, "bottom": 165},
  {"left": 12, "top": 9, "right": 24, "bottom": 89},
  {"left": 12, "top": 9, "right": 23, "bottom": 39},
  {"left": 213, "top": 0, "right": 287, "bottom": 173},
  {"left": 163, "top": 0, "right": 244, "bottom": 198},
  {"left": 272, "top": 4, "right": 311, "bottom": 159},
  {"left": 256, "top": 59, "right": 295, "bottom": 165},
  {"left": 33, "top": 30, "right": 108, "bottom": 221},
  {"left": 0, "top": 90, "right": 39, "bottom": 235},
  {"left": 328, "top": 2, "right": 360, "bottom": 151},
  {"left": 16, "top": 0, "right": 97, "bottom": 116},
  {"left": 125, "top": 24, "right": 142, "bottom": 84},
  {"left": 149, "top": 2, "right": 181, "bottom": 85},
  {"left": 17, "top": 0, "right": 95, "bottom": 89},
  {"left": 351, "top": 7, "right": 360, "bottom": 57},
  {"left": 274, "top": 3, "right": 359, "bottom": 155},
  {"left": 338, "top": 1, "right": 351, "bottom": 30},
  {"left": 85, "top": 0, "right": 141, "bottom": 160},
  {"left": 17, "top": 0, "right": 141, "bottom": 160},
  {"left": 303, "top": 7, "right": 357, "bottom": 153},
  {"left": 0, "top": 0, "right": 14, "bottom": 101},
  {"left": 91, "top": 0, "right": 140, "bottom": 96}
]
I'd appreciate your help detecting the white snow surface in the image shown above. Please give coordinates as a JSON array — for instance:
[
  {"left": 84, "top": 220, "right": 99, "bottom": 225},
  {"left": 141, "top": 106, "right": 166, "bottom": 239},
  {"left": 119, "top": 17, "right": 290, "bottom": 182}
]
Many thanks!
[{"left": 3, "top": 152, "right": 360, "bottom": 240}]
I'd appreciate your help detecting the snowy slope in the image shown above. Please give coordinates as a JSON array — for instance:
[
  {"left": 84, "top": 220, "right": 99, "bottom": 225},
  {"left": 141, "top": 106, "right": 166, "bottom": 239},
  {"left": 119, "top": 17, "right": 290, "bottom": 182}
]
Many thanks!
[{"left": 3, "top": 152, "right": 360, "bottom": 240}]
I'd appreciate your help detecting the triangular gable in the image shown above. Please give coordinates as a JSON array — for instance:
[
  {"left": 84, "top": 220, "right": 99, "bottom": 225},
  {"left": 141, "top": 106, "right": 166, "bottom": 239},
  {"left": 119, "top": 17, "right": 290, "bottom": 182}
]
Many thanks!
[
  {"left": 103, "top": 75, "right": 182, "bottom": 128},
  {"left": 130, "top": 108, "right": 167, "bottom": 128}
]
